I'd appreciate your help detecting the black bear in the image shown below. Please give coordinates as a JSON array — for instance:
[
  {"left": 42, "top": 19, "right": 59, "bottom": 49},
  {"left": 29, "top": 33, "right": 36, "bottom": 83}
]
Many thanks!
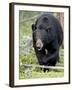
[{"left": 32, "top": 14, "right": 63, "bottom": 72}]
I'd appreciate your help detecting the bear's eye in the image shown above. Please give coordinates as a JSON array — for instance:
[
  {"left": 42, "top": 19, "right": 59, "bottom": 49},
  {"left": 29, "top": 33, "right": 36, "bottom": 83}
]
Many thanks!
[
  {"left": 39, "top": 27, "right": 42, "bottom": 29},
  {"left": 46, "top": 27, "right": 51, "bottom": 32},
  {"left": 46, "top": 29, "right": 50, "bottom": 32}
]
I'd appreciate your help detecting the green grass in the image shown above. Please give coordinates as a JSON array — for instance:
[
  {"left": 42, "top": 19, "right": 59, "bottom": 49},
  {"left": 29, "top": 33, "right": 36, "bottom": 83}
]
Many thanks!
[{"left": 19, "top": 70, "right": 64, "bottom": 79}]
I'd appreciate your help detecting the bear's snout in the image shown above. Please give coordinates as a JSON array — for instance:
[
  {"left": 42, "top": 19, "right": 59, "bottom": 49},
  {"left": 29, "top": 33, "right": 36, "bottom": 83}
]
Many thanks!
[{"left": 36, "top": 39, "right": 43, "bottom": 51}]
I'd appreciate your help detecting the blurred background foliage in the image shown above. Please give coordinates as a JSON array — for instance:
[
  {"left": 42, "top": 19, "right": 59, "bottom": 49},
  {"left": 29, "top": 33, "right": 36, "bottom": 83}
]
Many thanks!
[{"left": 19, "top": 11, "right": 64, "bottom": 79}]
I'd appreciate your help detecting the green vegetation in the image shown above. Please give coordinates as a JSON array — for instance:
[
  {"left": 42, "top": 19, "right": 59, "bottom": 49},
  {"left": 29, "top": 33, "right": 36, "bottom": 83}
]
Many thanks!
[
  {"left": 19, "top": 11, "right": 64, "bottom": 79},
  {"left": 19, "top": 70, "right": 64, "bottom": 79}
]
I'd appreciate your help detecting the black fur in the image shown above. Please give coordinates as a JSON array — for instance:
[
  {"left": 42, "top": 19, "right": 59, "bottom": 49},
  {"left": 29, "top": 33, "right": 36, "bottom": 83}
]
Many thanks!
[{"left": 32, "top": 14, "right": 63, "bottom": 71}]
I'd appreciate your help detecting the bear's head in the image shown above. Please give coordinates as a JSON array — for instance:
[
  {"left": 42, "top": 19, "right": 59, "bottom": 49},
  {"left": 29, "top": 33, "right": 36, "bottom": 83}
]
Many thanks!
[{"left": 32, "top": 16, "right": 56, "bottom": 51}]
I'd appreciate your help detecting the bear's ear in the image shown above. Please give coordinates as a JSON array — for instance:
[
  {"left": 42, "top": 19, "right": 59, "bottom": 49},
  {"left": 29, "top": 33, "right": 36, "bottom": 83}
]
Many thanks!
[{"left": 32, "top": 24, "right": 36, "bottom": 31}]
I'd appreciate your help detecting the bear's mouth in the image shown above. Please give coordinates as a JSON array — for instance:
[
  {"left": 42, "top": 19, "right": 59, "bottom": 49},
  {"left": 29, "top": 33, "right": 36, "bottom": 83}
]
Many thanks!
[
  {"left": 37, "top": 48, "right": 48, "bottom": 55},
  {"left": 37, "top": 47, "right": 42, "bottom": 51}
]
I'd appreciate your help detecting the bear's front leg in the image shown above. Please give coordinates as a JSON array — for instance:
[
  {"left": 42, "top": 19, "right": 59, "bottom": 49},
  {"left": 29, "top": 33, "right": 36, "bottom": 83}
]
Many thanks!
[
  {"left": 43, "top": 49, "right": 59, "bottom": 66},
  {"left": 35, "top": 49, "right": 46, "bottom": 65},
  {"left": 43, "top": 39, "right": 60, "bottom": 66}
]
